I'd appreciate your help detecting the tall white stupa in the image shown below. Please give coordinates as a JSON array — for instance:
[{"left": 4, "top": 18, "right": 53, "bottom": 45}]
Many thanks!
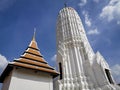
[{"left": 55, "top": 6, "right": 120, "bottom": 90}]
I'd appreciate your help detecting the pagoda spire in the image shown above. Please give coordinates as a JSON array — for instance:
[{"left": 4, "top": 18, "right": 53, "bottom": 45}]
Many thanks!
[
  {"left": 64, "top": 2, "right": 67, "bottom": 7},
  {"left": 64, "top": 0, "right": 67, "bottom": 7},
  {"left": 32, "top": 28, "right": 36, "bottom": 41}
]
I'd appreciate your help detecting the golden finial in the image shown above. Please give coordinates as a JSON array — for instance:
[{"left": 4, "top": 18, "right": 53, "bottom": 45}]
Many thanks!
[{"left": 32, "top": 28, "right": 36, "bottom": 41}]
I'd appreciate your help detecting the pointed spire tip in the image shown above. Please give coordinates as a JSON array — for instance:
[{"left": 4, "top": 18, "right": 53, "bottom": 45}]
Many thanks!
[
  {"left": 64, "top": 0, "right": 67, "bottom": 7},
  {"left": 64, "top": 3, "right": 67, "bottom": 7},
  {"left": 32, "top": 28, "right": 36, "bottom": 41}
]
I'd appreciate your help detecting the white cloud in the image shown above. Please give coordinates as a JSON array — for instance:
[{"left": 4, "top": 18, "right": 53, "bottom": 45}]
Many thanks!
[
  {"left": 111, "top": 64, "right": 120, "bottom": 83},
  {"left": 111, "top": 64, "right": 120, "bottom": 76},
  {"left": 0, "top": 54, "right": 8, "bottom": 75},
  {"left": 82, "top": 11, "right": 92, "bottom": 27},
  {"left": 93, "top": 0, "right": 99, "bottom": 3},
  {"left": 100, "top": 0, "right": 120, "bottom": 22},
  {"left": 51, "top": 54, "right": 57, "bottom": 70},
  {"left": 51, "top": 54, "right": 57, "bottom": 62},
  {"left": 117, "top": 21, "right": 120, "bottom": 25},
  {"left": 87, "top": 28, "right": 100, "bottom": 35},
  {"left": 78, "top": 0, "right": 87, "bottom": 7},
  {"left": 104, "top": 38, "right": 111, "bottom": 45},
  {"left": 0, "top": 0, "right": 16, "bottom": 11}
]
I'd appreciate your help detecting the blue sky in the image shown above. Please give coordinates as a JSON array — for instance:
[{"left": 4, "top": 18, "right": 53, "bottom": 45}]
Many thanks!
[{"left": 0, "top": 0, "right": 120, "bottom": 85}]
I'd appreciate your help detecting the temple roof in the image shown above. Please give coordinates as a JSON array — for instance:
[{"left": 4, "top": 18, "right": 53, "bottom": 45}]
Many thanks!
[
  {"left": 12, "top": 32, "right": 59, "bottom": 75},
  {"left": 0, "top": 32, "right": 59, "bottom": 82}
]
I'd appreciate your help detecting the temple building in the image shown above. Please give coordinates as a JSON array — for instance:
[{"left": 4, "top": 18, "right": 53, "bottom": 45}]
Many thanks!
[
  {"left": 54, "top": 6, "right": 120, "bottom": 90},
  {"left": 0, "top": 32, "right": 59, "bottom": 90},
  {"left": 0, "top": 5, "right": 120, "bottom": 90}
]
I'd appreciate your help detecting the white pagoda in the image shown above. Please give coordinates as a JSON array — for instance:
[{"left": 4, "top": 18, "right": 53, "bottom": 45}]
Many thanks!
[{"left": 55, "top": 6, "right": 120, "bottom": 90}]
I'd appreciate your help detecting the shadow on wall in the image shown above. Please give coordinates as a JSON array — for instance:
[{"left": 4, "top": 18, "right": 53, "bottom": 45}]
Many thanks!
[{"left": 0, "top": 84, "right": 2, "bottom": 90}]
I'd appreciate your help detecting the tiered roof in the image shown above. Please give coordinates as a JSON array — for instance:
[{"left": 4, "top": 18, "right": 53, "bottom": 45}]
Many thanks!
[{"left": 0, "top": 32, "right": 59, "bottom": 82}]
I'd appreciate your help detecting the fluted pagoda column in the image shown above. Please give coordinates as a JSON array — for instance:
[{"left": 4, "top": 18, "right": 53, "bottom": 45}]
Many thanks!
[
  {"left": 56, "top": 7, "right": 94, "bottom": 90},
  {"left": 55, "top": 6, "right": 117, "bottom": 90}
]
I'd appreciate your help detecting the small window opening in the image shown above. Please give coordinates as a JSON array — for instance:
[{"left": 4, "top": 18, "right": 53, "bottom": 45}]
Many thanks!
[
  {"left": 105, "top": 69, "right": 114, "bottom": 84},
  {"left": 59, "top": 62, "right": 63, "bottom": 80}
]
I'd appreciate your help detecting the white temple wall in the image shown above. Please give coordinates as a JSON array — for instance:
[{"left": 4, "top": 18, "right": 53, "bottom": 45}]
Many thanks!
[
  {"left": 5, "top": 68, "right": 53, "bottom": 90},
  {"left": 93, "top": 63, "right": 107, "bottom": 86},
  {"left": 83, "top": 62, "right": 97, "bottom": 88}
]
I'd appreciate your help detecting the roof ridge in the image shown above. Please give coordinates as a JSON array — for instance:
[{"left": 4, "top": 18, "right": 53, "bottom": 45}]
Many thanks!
[
  {"left": 10, "top": 32, "right": 59, "bottom": 76},
  {"left": 14, "top": 60, "right": 54, "bottom": 70}
]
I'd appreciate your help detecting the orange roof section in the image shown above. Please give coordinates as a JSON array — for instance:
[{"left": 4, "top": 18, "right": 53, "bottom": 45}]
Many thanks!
[{"left": 11, "top": 32, "right": 59, "bottom": 76}]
